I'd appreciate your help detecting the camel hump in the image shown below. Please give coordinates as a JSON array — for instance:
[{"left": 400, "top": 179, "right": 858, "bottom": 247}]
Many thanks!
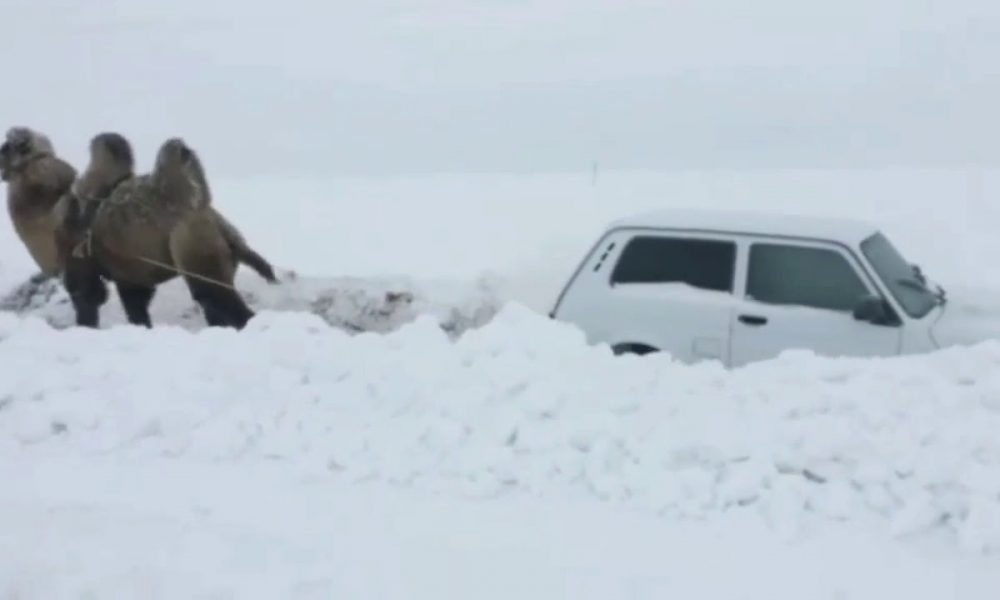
[
  {"left": 152, "top": 138, "right": 212, "bottom": 210},
  {"left": 75, "top": 132, "right": 135, "bottom": 203}
]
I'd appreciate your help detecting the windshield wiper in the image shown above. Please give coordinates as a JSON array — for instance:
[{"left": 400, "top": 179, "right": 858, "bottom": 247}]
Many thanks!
[
  {"left": 896, "top": 277, "right": 927, "bottom": 292},
  {"left": 897, "top": 277, "right": 947, "bottom": 306}
]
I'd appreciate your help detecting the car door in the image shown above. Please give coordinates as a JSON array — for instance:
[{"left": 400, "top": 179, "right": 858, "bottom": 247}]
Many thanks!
[
  {"left": 729, "top": 238, "right": 902, "bottom": 367},
  {"left": 599, "top": 231, "right": 740, "bottom": 365}
]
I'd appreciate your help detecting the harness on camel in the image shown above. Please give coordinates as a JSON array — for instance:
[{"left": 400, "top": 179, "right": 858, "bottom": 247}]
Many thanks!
[{"left": 68, "top": 171, "right": 128, "bottom": 261}]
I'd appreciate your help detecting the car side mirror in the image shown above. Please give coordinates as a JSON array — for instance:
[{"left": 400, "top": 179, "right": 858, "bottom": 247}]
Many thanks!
[{"left": 853, "top": 295, "right": 894, "bottom": 326}]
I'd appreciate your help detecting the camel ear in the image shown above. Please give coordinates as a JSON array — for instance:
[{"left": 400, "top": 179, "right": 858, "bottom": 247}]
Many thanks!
[{"left": 5, "top": 127, "right": 32, "bottom": 148}]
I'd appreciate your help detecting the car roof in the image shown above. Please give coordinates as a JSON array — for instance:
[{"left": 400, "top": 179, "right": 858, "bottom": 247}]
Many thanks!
[{"left": 606, "top": 208, "right": 880, "bottom": 246}]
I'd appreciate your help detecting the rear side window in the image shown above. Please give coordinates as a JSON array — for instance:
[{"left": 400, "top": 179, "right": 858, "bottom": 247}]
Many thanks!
[
  {"left": 747, "top": 243, "right": 868, "bottom": 312},
  {"left": 610, "top": 235, "right": 736, "bottom": 292}
]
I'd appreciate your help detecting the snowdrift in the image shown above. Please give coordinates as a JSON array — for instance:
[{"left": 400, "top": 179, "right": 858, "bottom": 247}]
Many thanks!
[
  {"left": 0, "top": 268, "right": 503, "bottom": 337},
  {"left": 2, "top": 304, "right": 999, "bottom": 554}
]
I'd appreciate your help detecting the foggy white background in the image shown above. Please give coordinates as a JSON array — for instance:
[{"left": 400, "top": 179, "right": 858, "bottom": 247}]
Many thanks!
[{"left": 1, "top": 0, "right": 998, "bottom": 177}]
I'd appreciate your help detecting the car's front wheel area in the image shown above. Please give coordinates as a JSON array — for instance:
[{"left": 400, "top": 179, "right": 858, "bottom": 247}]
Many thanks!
[{"left": 612, "top": 342, "right": 659, "bottom": 356}]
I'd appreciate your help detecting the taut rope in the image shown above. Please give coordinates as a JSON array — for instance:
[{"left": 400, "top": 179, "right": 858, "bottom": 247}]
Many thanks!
[{"left": 71, "top": 230, "right": 239, "bottom": 292}]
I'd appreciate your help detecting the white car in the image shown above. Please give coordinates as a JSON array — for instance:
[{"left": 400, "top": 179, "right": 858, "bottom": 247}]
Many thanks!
[{"left": 550, "top": 209, "right": 952, "bottom": 367}]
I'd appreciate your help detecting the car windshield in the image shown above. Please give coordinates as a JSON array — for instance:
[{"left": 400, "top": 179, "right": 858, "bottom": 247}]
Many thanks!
[{"left": 860, "top": 232, "right": 939, "bottom": 319}]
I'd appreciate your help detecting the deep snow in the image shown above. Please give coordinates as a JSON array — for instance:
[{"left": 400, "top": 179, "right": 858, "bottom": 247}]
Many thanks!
[
  {"left": 4, "top": 459, "right": 999, "bottom": 599},
  {"left": 2, "top": 306, "right": 1000, "bottom": 597},
  {"left": 4, "top": 305, "right": 1000, "bottom": 546}
]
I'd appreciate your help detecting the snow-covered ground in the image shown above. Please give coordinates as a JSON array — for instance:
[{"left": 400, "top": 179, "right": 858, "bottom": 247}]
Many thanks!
[
  {"left": 3, "top": 168, "right": 1000, "bottom": 597},
  {"left": 3, "top": 305, "right": 1000, "bottom": 598},
  {"left": 5, "top": 459, "right": 1000, "bottom": 599}
]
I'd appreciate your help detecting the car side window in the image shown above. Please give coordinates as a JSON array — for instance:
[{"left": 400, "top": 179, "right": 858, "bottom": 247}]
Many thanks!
[
  {"left": 746, "top": 243, "right": 869, "bottom": 312},
  {"left": 610, "top": 235, "right": 736, "bottom": 292}
]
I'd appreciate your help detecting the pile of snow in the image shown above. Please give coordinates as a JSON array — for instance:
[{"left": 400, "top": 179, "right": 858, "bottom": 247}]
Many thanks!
[
  {"left": 8, "top": 458, "right": 999, "bottom": 599},
  {"left": 3, "top": 305, "right": 1000, "bottom": 554},
  {"left": 0, "top": 269, "right": 502, "bottom": 337}
]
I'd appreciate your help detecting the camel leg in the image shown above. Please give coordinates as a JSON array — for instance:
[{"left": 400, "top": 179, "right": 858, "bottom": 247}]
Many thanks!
[
  {"left": 214, "top": 286, "right": 255, "bottom": 329},
  {"left": 115, "top": 282, "right": 156, "bottom": 328},
  {"left": 170, "top": 218, "right": 254, "bottom": 330},
  {"left": 184, "top": 277, "right": 254, "bottom": 329},
  {"left": 200, "top": 302, "right": 229, "bottom": 327},
  {"left": 62, "top": 257, "right": 108, "bottom": 328}
]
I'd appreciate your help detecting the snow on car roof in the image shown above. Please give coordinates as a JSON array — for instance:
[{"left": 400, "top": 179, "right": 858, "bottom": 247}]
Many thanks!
[{"left": 607, "top": 208, "right": 880, "bottom": 246}]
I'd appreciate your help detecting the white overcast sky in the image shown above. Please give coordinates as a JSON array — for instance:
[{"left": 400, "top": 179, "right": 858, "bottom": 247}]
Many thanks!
[{"left": 2, "top": 0, "right": 998, "bottom": 175}]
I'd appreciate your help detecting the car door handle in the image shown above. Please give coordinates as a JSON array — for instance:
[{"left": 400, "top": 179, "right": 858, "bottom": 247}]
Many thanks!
[{"left": 738, "top": 314, "right": 768, "bottom": 326}]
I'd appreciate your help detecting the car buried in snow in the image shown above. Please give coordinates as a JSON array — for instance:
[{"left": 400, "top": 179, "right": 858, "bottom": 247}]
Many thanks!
[{"left": 549, "top": 209, "right": 952, "bottom": 368}]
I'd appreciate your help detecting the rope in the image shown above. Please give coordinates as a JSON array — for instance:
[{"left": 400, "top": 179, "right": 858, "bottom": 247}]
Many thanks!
[
  {"left": 70, "top": 230, "right": 238, "bottom": 292},
  {"left": 130, "top": 254, "right": 239, "bottom": 291},
  {"left": 70, "top": 230, "right": 92, "bottom": 259}
]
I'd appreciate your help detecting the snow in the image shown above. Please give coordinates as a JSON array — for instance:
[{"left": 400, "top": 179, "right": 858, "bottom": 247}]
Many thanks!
[
  {"left": 6, "top": 460, "right": 999, "bottom": 600},
  {"left": 0, "top": 268, "right": 503, "bottom": 337},
  {"left": 4, "top": 460, "right": 999, "bottom": 600},
  {"left": 2, "top": 301, "right": 1000, "bottom": 596},
  {"left": 7, "top": 304, "right": 1000, "bottom": 543}
]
